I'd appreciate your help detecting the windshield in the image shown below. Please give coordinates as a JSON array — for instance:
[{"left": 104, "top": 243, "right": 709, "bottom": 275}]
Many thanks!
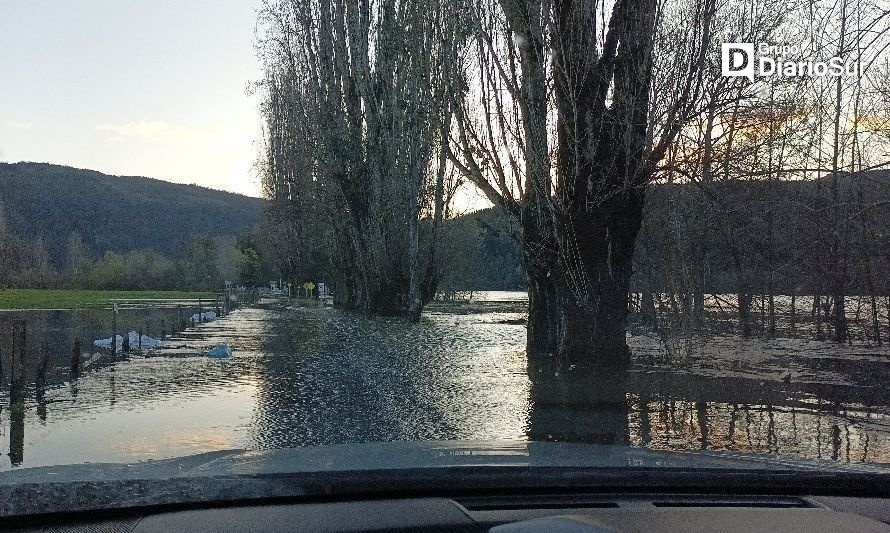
[{"left": 0, "top": 0, "right": 888, "bottom": 480}]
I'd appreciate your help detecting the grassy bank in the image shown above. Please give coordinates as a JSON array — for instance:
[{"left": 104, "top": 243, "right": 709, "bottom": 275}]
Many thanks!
[{"left": 0, "top": 289, "right": 217, "bottom": 310}]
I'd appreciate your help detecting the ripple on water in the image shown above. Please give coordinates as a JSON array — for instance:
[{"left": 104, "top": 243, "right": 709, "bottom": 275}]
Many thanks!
[{"left": 1, "top": 302, "right": 888, "bottom": 470}]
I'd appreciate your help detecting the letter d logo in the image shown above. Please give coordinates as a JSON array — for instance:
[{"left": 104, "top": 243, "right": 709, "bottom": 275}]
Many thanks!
[{"left": 722, "top": 43, "right": 755, "bottom": 82}]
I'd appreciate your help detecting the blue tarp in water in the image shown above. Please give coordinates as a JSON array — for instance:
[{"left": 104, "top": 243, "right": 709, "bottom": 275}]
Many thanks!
[{"left": 204, "top": 344, "right": 231, "bottom": 358}]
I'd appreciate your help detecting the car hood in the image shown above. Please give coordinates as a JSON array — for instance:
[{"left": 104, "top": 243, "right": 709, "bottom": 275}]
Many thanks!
[
  {"left": 0, "top": 441, "right": 886, "bottom": 517},
  {"left": 1, "top": 440, "right": 888, "bottom": 483}
]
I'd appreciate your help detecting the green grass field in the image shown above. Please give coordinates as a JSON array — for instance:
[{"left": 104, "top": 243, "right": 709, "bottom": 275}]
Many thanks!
[{"left": 0, "top": 289, "right": 217, "bottom": 310}]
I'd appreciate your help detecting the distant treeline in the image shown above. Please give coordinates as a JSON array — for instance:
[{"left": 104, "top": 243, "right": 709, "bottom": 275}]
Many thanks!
[
  {"left": 429, "top": 171, "right": 890, "bottom": 298},
  {"left": 0, "top": 162, "right": 280, "bottom": 291},
  {"left": 0, "top": 162, "right": 263, "bottom": 264},
  {"left": 2, "top": 162, "right": 886, "bottom": 302},
  {"left": 635, "top": 171, "right": 890, "bottom": 296},
  {"left": 0, "top": 222, "right": 278, "bottom": 292}
]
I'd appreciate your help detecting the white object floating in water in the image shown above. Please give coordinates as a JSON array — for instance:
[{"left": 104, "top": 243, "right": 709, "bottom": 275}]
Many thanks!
[
  {"left": 93, "top": 331, "right": 163, "bottom": 351},
  {"left": 93, "top": 335, "right": 123, "bottom": 350},
  {"left": 190, "top": 311, "right": 218, "bottom": 322},
  {"left": 204, "top": 344, "right": 231, "bottom": 358}
]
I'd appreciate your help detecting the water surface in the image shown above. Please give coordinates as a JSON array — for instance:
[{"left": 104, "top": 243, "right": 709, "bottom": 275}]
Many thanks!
[{"left": 0, "top": 296, "right": 887, "bottom": 470}]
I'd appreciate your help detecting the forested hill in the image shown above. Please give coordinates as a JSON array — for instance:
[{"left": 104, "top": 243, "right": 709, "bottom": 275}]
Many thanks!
[{"left": 0, "top": 162, "right": 264, "bottom": 264}]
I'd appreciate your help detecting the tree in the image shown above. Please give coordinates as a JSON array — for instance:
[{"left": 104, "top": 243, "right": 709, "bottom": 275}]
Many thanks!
[
  {"left": 448, "top": 0, "right": 714, "bottom": 370},
  {"left": 180, "top": 236, "right": 222, "bottom": 291},
  {"left": 0, "top": 200, "right": 26, "bottom": 288},
  {"left": 66, "top": 231, "right": 91, "bottom": 288},
  {"left": 257, "top": 0, "right": 466, "bottom": 320}
]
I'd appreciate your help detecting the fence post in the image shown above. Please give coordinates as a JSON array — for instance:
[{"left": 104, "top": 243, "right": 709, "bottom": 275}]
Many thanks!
[
  {"left": 71, "top": 337, "right": 81, "bottom": 376},
  {"left": 111, "top": 303, "right": 118, "bottom": 356}
]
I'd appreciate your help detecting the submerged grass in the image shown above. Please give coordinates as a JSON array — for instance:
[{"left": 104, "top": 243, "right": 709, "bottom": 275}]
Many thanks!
[{"left": 0, "top": 289, "right": 217, "bottom": 310}]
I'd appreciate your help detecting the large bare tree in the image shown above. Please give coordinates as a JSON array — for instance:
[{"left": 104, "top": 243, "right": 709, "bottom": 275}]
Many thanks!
[
  {"left": 258, "top": 0, "right": 465, "bottom": 320},
  {"left": 448, "top": 0, "right": 714, "bottom": 372}
]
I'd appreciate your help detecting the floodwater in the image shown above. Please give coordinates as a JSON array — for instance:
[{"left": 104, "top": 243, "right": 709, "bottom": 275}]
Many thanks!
[{"left": 0, "top": 293, "right": 888, "bottom": 471}]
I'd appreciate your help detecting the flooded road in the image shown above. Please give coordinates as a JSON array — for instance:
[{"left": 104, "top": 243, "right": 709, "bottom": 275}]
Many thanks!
[{"left": 1, "top": 295, "right": 888, "bottom": 470}]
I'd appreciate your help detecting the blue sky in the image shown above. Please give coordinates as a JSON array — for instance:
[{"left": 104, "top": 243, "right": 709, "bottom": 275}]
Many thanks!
[{"left": 0, "top": 0, "right": 264, "bottom": 197}]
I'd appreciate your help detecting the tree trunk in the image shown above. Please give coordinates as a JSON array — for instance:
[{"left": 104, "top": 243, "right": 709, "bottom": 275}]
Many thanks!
[
  {"left": 829, "top": 0, "right": 848, "bottom": 343},
  {"left": 738, "top": 290, "right": 752, "bottom": 338},
  {"left": 554, "top": 191, "right": 644, "bottom": 368},
  {"left": 546, "top": 0, "right": 655, "bottom": 370},
  {"left": 641, "top": 292, "right": 656, "bottom": 327},
  {"left": 525, "top": 266, "right": 561, "bottom": 373},
  {"left": 407, "top": 206, "right": 422, "bottom": 322}
]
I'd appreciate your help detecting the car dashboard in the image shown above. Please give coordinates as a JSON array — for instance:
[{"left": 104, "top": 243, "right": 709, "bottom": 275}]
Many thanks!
[{"left": 5, "top": 492, "right": 889, "bottom": 532}]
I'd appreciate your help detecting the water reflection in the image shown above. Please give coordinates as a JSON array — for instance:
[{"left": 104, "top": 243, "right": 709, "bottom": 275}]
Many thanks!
[
  {"left": 627, "top": 397, "right": 885, "bottom": 463},
  {"left": 0, "top": 298, "right": 888, "bottom": 470},
  {"left": 8, "top": 404, "right": 23, "bottom": 466},
  {"left": 527, "top": 368, "right": 629, "bottom": 445}
]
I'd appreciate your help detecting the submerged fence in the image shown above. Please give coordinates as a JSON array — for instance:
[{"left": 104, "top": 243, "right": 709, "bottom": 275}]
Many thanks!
[{"left": 0, "top": 293, "right": 240, "bottom": 398}]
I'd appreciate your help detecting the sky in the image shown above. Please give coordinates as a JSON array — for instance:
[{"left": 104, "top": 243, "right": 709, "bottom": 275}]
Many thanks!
[{"left": 0, "top": 0, "right": 265, "bottom": 197}]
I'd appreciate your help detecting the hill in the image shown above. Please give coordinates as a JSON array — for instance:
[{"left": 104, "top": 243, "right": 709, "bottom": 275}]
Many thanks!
[
  {"left": 0, "top": 162, "right": 264, "bottom": 264},
  {"left": 439, "top": 205, "right": 525, "bottom": 291}
]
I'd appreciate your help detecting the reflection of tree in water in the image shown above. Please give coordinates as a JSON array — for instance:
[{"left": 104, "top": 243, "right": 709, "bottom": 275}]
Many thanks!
[
  {"left": 626, "top": 396, "right": 888, "bottom": 463},
  {"left": 3, "top": 320, "right": 30, "bottom": 467},
  {"left": 8, "top": 402, "right": 24, "bottom": 466},
  {"left": 525, "top": 352, "right": 888, "bottom": 462},
  {"left": 527, "top": 368, "right": 630, "bottom": 445}
]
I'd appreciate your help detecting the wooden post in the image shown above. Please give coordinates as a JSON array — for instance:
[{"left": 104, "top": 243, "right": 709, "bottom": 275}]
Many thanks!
[
  {"left": 111, "top": 304, "right": 118, "bottom": 355},
  {"left": 71, "top": 337, "right": 81, "bottom": 376},
  {"left": 161, "top": 319, "right": 167, "bottom": 340},
  {"left": 138, "top": 326, "right": 143, "bottom": 351},
  {"left": 177, "top": 304, "right": 183, "bottom": 331},
  {"left": 215, "top": 296, "right": 221, "bottom": 318}
]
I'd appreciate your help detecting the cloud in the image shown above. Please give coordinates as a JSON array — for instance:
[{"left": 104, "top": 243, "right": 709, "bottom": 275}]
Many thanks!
[
  {"left": 96, "top": 120, "right": 198, "bottom": 143},
  {"left": 5, "top": 121, "right": 34, "bottom": 130}
]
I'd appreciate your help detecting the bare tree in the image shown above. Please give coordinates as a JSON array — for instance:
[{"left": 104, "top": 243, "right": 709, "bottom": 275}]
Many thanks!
[
  {"left": 448, "top": 0, "right": 715, "bottom": 371},
  {"left": 257, "top": 0, "right": 466, "bottom": 320}
]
